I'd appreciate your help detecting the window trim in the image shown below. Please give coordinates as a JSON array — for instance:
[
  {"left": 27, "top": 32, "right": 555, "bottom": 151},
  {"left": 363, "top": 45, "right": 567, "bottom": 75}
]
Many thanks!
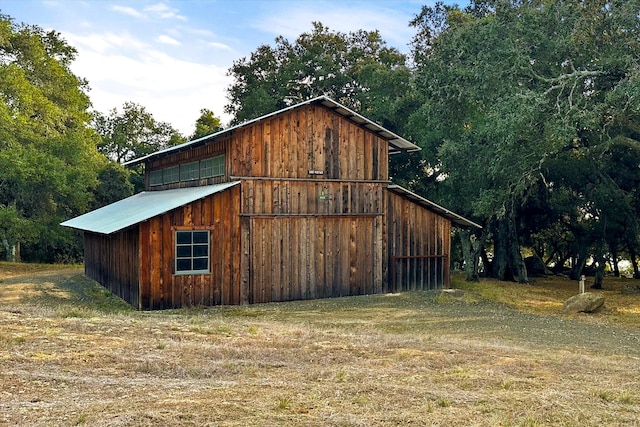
[{"left": 174, "top": 229, "right": 210, "bottom": 275}]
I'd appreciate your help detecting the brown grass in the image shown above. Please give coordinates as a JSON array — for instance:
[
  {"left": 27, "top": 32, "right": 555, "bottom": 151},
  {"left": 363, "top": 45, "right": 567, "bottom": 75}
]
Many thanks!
[{"left": 1, "top": 262, "right": 639, "bottom": 426}]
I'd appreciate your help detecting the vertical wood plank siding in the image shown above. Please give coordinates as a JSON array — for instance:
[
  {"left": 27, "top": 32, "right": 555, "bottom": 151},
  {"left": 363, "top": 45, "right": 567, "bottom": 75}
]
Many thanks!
[
  {"left": 84, "top": 228, "right": 140, "bottom": 308},
  {"left": 248, "top": 216, "right": 383, "bottom": 304},
  {"left": 83, "top": 101, "right": 456, "bottom": 309},
  {"left": 136, "top": 184, "right": 242, "bottom": 309},
  {"left": 386, "top": 191, "right": 452, "bottom": 291},
  {"left": 229, "top": 105, "right": 388, "bottom": 181}
]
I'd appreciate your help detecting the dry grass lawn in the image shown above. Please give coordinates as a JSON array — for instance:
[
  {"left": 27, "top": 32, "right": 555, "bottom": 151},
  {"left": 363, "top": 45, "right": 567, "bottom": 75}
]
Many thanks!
[{"left": 1, "top": 262, "right": 639, "bottom": 426}]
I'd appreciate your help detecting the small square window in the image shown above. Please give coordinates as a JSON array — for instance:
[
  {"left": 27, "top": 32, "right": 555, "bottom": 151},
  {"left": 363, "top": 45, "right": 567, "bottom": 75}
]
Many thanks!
[{"left": 175, "top": 230, "right": 210, "bottom": 274}]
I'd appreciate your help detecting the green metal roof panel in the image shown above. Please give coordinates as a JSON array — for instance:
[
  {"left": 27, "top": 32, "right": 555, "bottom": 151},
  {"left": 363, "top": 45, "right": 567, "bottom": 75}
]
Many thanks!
[{"left": 61, "top": 181, "right": 240, "bottom": 235}]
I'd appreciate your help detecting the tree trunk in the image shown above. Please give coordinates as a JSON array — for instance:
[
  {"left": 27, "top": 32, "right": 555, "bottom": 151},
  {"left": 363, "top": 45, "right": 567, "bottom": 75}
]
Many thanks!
[
  {"left": 570, "top": 245, "right": 588, "bottom": 280},
  {"left": 492, "top": 219, "right": 509, "bottom": 280},
  {"left": 609, "top": 244, "right": 620, "bottom": 277},
  {"left": 629, "top": 245, "right": 640, "bottom": 279},
  {"left": 591, "top": 238, "right": 606, "bottom": 289},
  {"left": 491, "top": 208, "right": 527, "bottom": 283},
  {"left": 507, "top": 208, "right": 527, "bottom": 283},
  {"left": 458, "top": 228, "right": 486, "bottom": 282}
]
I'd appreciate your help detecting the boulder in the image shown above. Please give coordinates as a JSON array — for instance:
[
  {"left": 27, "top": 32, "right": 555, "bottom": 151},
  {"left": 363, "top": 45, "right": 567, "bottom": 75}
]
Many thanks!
[{"left": 562, "top": 292, "right": 605, "bottom": 313}]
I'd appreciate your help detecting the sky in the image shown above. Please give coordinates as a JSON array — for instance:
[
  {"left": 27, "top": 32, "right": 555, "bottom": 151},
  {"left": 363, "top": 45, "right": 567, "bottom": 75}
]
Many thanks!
[{"left": 1, "top": 0, "right": 450, "bottom": 136}]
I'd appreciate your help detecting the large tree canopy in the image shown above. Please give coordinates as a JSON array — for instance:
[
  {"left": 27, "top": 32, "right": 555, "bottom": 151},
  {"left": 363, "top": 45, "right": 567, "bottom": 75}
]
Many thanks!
[
  {"left": 93, "top": 101, "right": 185, "bottom": 164},
  {"left": 0, "top": 15, "right": 104, "bottom": 262},
  {"left": 408, "top": 0, "right": 640, "bottom": 283},
  {"left": 225, "top": 22, "right": 413, "bottom": 128}
]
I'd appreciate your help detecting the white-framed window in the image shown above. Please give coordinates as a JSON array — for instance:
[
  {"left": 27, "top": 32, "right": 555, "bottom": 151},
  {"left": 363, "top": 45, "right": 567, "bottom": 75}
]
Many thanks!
[
  {"left": 175, "top": 230, "right": 210, "bottom": 274},
  {"left": 149, "top": 169, "right": 163, "bottom": 186},
  {"left": 201, "top": 155, "right": 225, "bottom": 178},
  {"left": 180, "top": 161, "right": 200, "bottom": 181},
  {"left": 163, "top": 165, "right": 180, "bottom": 184}
]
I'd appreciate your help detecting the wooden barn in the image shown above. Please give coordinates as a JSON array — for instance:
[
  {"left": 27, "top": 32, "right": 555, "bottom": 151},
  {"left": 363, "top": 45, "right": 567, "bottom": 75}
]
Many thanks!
[{"left": 62, "top": 96, "right": 479, "bottom": 309}]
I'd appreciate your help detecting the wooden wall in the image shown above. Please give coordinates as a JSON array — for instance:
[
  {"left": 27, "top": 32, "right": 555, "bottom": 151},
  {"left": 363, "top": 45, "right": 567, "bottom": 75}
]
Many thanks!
[
  {"left": 84, "top": 227, "right": 140, "bottom": 308},
  {"left": 144, "top": 103, "right": 390, "bottom": 192},
  {"left": 230, "top": 104, "right": 389, "bottom": 181},
  {"left": 247, "top": 215, "right": 383, "bottom": 304},
  {"left": 241, "top": 179, "right": 384, "bottom": 215},
  {"left": 386, "top": 191, "right": 452, "bottom": 292},
  {"left": 138, "top": 184, "right": 242, "bottom": 309}
]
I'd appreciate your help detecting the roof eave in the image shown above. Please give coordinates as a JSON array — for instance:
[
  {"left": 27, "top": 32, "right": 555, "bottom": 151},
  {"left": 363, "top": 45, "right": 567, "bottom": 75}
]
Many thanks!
[
  {"left": 388, "top": 185, "right": 482, "bottom": 229},
  {"left": 124, "top": 96, "right": 420, "bottom": 166}
]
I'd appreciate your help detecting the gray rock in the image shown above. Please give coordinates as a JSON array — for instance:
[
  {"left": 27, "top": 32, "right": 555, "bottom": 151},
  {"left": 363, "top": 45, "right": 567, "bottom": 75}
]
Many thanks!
[{"left": 562, "top": 292, "right": 605, "bottom": 313}]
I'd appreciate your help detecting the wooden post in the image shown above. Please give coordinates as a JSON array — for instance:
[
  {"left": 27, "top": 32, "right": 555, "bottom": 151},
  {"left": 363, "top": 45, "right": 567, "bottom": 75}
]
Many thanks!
[{"left": 579, "top": 275, "right": 585, "bottom": 294}]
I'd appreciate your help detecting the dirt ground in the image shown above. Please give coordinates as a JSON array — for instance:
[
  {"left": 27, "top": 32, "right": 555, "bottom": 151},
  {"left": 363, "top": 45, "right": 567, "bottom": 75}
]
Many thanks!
[{"left": 1, "top": 264, "right": 639, "bottom": 426}]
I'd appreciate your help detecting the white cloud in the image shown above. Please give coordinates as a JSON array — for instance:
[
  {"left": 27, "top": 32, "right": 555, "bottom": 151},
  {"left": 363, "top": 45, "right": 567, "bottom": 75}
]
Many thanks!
[
  {"left": 207, "top": 41, "right": 232, "bottom": 51},
  {"left": 67, "top": 30, "right": 232, "bottom": 135},
  {"left": 254, "top": 2, "right": 415, "bottom": 52},
  {"left": 111, "top": 5, "right": 144, "bottom": 18},
  {"left": 157, "top": 34, "right": 181, "bottom": 46},
  {"left": 144, "top": 3, "right": 187, "bottom": 21}
]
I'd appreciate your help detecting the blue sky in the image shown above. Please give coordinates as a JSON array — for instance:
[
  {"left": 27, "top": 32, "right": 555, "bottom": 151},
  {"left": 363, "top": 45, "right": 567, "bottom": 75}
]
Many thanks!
[{"left": 2, "top": 0, "right": 455, "bottom": 135}]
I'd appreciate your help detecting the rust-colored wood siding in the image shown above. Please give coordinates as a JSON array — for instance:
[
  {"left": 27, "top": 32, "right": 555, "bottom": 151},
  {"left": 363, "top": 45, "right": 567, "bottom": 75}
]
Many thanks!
[
  {"left": 143, "top": 104, "right": 389, "bottom": 191},
  {"left": 241, "top": 179, "right": 384, "bottom": 215},
  {"left": 386, "top": 190, "right": 452, "bottom": 291},
  {"left": 138, "top": 184, "right": 242, "bottom": 309},
  {"left": 84, "top": 227, "right": 140, "bottom": 308},
  {"left": 247, "top": 215, "right": 383, "bottom": 304},
  {"left": 230, "top": 104, "right": 389, "bottom": 181}
]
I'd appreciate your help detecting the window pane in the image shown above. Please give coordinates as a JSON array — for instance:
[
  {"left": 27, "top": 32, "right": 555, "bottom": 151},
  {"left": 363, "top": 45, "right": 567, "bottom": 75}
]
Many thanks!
[
  {"left": 192, "top": 231, "right": 209, "bottom": 244},
  {"left": 180, "top": 161, "right": 199, "bottom": 181},
  {"left": 200, "top": 155, "right": 225, "bottom": 178},
  {"left": 175, "top": 230, "right": 209, "bottom": 274},
  {"left": 149, "top": 169, "right": 163, "bottom": 186},
  {"left": 193, "top": 244, "right": 208, "bottom": 257},
  {"left": 176, "top": 246, "right": 192, "bottom": 258},
  {"left": 176, "top": 259, "right": 192, "bottom": 271},
  {"left": 164, "top": 165, "right": 179, "bottom": 184},
  {"left": 176, "top": 232, "right": 192, "bottom": 244},
  {"left": 193, "top": 258, "right": 208, "bottom": 271}
]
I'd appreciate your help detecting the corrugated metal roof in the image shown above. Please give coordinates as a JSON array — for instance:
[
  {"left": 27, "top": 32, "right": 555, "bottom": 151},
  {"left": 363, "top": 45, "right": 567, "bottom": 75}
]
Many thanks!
[
  {"left": 125, "top": 96, "right": 420, "bottom": 166},
  {"left": 61, "top": 181, "right": 241, "bottom": 235},
  {"left": 388, "top": 185, "right": 482, "bottom": 229}
]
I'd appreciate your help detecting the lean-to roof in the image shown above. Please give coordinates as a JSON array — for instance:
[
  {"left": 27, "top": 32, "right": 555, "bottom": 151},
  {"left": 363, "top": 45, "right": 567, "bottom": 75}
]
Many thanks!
[{"left": 61, "top": 182, "right": 240, "bottom": 235}]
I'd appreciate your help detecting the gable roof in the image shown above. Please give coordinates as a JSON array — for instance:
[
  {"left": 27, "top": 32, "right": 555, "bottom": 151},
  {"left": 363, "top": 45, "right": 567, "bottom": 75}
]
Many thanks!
[
  {"left": 125, "top": 96, "right": 420, "bottom": 166},
  {"left": 61, "top": 181, "right": 240, "bottom": 235},
  {"left": 388, "top": 185, "right": 482, "bottom": 229}
]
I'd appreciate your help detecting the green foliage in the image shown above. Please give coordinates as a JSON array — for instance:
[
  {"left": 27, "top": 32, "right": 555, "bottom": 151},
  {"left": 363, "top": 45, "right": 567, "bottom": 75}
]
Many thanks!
[
  {"left": 93, "top": 101, "right": 185, "bottom": 164},
  {"left": 0, "top": 14, "right": 104, "bottom": 262},
  {"left": 225, "top": 22, "right": 411, "bottom": 127},
  {"left": 191, "top": 108, "right": 222, "bottom": 140},
  {"left": 408, "top": 0, "right": 640, "bottom": 282}
]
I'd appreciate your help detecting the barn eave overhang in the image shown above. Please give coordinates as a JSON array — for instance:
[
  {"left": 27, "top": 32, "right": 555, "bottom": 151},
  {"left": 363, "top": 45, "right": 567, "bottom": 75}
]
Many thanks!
[
  {"left": 388, "top": 185, "right": 482, "bottom": 229},
  {"left": 124, "top": 96, "right": 420, "bottom": 166}
]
